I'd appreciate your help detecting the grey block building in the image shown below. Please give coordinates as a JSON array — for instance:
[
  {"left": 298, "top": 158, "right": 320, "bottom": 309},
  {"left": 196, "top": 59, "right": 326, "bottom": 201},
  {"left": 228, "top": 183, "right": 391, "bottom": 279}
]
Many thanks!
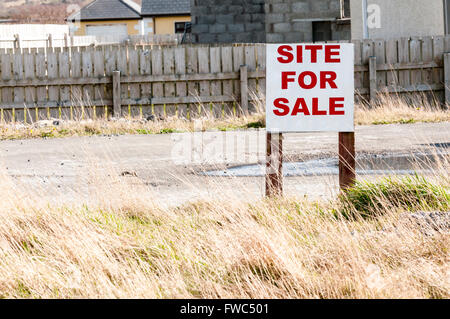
[{"left": 190, "top": 0, "right": 351, "bottom": 43}]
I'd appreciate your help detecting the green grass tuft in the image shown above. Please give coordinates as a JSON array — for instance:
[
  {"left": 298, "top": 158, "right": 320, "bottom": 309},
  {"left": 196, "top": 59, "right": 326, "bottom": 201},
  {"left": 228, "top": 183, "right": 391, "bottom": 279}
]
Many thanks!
[
  {"left": 135, "top": 129, "right": 154, "bottom": 135},
  {"left": 244, "top": 119, "right": 265, "bottom": 129},
  {"left": 337, "top": 175, "right": 450, "bottom": 219},
  {"left": 373, "top": 118, "right": 417, "bottom": 125},
  {"left": 158, "top": 128, "right": 182, "bottom": 134}
]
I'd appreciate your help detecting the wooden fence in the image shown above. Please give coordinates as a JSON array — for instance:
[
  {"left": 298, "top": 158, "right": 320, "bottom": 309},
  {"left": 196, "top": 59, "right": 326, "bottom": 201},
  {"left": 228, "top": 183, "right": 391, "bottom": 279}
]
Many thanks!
[
  {"left": 0, "top": 43, "right": 265, "bottom": 122},
  {"left": 352, "top": 36, "right": 450, "bottom": 104},
  {"left": 0, "top": 36, "right": 449, "bottom": 123}
]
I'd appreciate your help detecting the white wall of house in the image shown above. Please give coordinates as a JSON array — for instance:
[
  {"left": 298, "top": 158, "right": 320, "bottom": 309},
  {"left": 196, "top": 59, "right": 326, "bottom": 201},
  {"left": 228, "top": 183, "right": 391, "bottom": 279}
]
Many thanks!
[
  {"left": 0, "top": 24, "right": 70, "bottom": 48},
  {"left": 0, "top": 24, "right": 69, "bottom": 40},
  {"left": 351, "top": 0, "right": 445, "bottom": 39}
]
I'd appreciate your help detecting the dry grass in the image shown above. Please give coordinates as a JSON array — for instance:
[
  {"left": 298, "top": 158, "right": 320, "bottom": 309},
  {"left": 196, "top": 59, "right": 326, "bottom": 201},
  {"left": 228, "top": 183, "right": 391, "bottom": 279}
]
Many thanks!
[
  {"left": 355, "top": 93, "right": 450, "bottom": 125},
  {"left": 0, "top": 93, "right": 448, "bottom": 140},
  {"left": 0, "top": 92, "right": 448, "bottom": 298},
  {"left": 0, "top": 113, "right": 266, "bottom": 140},
  {"left": 0, "top": 164, "right": 448, "bottom": 299}
]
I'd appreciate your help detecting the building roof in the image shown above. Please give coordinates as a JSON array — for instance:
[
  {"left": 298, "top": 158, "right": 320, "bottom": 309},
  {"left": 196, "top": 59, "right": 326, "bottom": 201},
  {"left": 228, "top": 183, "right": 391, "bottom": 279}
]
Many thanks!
[
  {"left": 141, "top": 0, "right": 191, "bottom": 16},
  {"left": 69, "top": 0, "right": 141, "bottom": 21}
]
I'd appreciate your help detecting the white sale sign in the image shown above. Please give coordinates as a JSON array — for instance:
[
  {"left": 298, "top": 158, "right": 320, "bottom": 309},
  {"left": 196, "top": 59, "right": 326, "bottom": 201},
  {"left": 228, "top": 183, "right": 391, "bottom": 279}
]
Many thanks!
[{"left": 266, "top": 43, "right": 354, "bottom": 133}]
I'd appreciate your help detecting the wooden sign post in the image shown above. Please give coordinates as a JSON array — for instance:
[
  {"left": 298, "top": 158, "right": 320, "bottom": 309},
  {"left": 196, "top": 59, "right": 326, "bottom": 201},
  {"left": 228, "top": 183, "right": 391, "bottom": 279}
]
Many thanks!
[
  {"left": 338, "top": 132, "right": 356, "bottom": 190},
  {"left": 265, "top": 132, "right": 283, "bottom": 197},
  {"left": 265, "top": 43, "right": 356, "bottom": 197}
]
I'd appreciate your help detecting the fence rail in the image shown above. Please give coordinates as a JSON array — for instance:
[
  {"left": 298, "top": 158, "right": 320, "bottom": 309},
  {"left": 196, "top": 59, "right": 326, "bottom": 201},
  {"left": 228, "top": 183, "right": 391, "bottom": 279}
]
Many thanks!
[{"left": 0, "top": 36, "right": 449, "bottom": 123}]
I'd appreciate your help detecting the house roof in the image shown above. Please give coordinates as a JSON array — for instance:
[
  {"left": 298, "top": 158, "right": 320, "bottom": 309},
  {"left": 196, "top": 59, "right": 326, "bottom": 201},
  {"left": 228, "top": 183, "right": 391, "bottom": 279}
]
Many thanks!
[
  {"left": 69, "top": 0, "right": 141, "bottom": 21},
  {"left": 141, "top": 0, "right": 191, "bottom": 16}
]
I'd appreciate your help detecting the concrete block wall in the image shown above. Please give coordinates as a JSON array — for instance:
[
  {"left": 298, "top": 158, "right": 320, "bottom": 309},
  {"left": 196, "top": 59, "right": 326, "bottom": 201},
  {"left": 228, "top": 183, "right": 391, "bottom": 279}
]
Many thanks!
[
  {"left": 191, "top": 0, "right": 351, "bottom": 43},
  {"left": 265, "top": 0, "right": 350, "bottom": 42},
  {"left": 190, "top": 0, "right": 266, "bottom": 44}
]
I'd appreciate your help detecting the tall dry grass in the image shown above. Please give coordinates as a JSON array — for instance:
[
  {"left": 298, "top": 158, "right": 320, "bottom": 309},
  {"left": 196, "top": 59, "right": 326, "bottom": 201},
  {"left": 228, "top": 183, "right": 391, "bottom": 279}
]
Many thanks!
[
  {"left": 0, "top": 91, "right": 448, "bottom": 298},
  {"left": 0, "top": 160, "right": 448, "bottom": 299},
  {"left": 0, "top": 92, "right": 448, "bottom": 140},
  {"left": 355, "top": 92, "right": 450, "bottom": 125}
]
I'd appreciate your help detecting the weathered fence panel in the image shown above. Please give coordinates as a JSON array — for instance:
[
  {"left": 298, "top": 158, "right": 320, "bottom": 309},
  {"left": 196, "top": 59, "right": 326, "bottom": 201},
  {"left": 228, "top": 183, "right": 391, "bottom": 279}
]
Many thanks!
[
  {"left": 353, "top": 36, "right": 448, "bottom": 105},
  {"left": 0, "top": 37, "right": 448, "bottom": 123}
]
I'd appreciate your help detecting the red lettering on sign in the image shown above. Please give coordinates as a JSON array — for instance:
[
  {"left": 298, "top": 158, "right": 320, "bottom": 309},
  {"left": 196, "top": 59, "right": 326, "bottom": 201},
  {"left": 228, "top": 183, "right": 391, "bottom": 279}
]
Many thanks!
[
  {"left": 320, "top": 71, "right": 338, "bottom": 89},
  {"left": 312, "top": 98, "right": 327, "bottom": 115},
  {"left": 296, "top": 45, "right": 303, "bottom": 63},
  {"left": 272, "top": 97, "right": 346, "bottom": 116},
  {"left": 280, "top": 71, "right": 339, "bottom": 90},
  {"left": 273, "top": 98, "right": 290, "bottom": 116},
  {"left": 325, "top": 45, "right": 341, "bottom": 63},
  {"left": 281, "top": 72, "right": 296, "bottom": 89},
  {"left": 304, "top": 45, "right": 323, "bottom": 63},
  {"left": 277, "top": 45, "right": 341, "bottom": 64},
  {"left": 298, "top": 71, "right": 317, "bottom": 89},
  {"left": 291, "top": 98, "right": 310, "bottom": 116},
  {"left": 329, "top": 97, "right": 345, "bottom": 115},
  {"left": 277, "top": 45, "right": 293, "bottom": 63}
]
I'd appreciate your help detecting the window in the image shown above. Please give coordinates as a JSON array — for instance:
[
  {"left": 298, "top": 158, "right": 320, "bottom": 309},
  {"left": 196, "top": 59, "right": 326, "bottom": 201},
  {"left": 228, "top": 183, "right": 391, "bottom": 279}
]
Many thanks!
[
  {"left": 340, "top": 0, "right": 350, "bottom": 19},
  {"left": 175, "top": 22, "right": 191, "bottom": 34},
  {"left": 313, "top": 21, "right": 332, "bottom": 42}
]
